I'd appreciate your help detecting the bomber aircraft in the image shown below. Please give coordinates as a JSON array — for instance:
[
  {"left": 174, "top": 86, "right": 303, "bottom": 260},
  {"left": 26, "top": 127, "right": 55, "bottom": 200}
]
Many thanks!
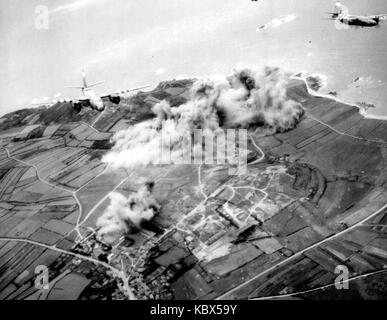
[
  {"left": 65, "top": 70, "right": 150, "bottom": 112},
  {"left": 325, "top": 1, "right": 387, "bottom": 28}
]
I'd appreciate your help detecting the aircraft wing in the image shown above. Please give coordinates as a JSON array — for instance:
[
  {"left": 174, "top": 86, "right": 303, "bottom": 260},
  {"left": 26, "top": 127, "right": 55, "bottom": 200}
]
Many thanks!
[
  {"left": 323, "top": 11, "right": 340, "bottom": 17},
  {"left": 72, "top": 98, "right": 90, "bottom": 103},
  {"left": 31, "top": 100, "right": 58, "bottom": 106},
  {"left": 57, "top": 97, "right": 90, "bottom": 105},
  {"left": 100, "top": 85, "right": 151, "bottom": 98},
  {"left": 31, "top": 97, "right": 90, "bottom": 106},
  {"left": 370, "top": 14, "right": 387, "bottom": 19}
]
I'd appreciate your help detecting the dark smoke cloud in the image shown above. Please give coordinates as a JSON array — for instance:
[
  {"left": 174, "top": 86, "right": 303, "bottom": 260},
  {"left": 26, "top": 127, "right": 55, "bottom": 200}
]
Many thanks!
[{"left": 103, "top": 66, "right": 304, "bottom": 169}]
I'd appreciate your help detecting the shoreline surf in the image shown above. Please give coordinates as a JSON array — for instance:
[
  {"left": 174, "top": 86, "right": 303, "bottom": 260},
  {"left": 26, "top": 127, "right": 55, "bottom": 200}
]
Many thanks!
[{"left": 292, "top": 75, "right": 387, "bottom": 121}]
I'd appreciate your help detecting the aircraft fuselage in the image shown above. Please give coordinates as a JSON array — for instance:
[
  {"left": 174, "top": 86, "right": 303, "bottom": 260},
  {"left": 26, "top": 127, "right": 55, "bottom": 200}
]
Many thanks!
[
  {"left": 83, "top": 88, "right": 105, "bottom": 111},
  {"left": 338, "top": 15, "right": 379, "bottom": 27}
]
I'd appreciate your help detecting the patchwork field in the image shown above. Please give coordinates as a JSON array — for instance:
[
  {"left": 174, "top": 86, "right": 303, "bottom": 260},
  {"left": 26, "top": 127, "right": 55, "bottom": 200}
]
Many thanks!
[{"left": 0, "top": 78, "right": 386, "bottom": 300}]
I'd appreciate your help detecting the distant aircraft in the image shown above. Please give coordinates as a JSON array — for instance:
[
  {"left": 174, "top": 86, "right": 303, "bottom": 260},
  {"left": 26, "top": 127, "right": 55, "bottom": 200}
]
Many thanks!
[
  {"left": 335, "top": 14, "right": 386, "bottom": 27},
  {"left": 325, "top": 1, "right": 387, "bottom": 27},
  {"left": 64, "top": 70, "right": 150, "bottom": 112}
]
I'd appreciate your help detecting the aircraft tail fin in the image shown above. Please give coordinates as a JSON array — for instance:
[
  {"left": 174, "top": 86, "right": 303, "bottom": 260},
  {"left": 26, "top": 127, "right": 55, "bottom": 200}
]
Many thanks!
[
  {"left": 82, "top": 70, "right": 104, "bottom": 88},
  {"left": 88, "top": 80, "right": 105, "bottom": 88},
  {"left": 82, "top": 70, "right": 88, "bottom": 88},
  {"left": 64, "top": 86, "right": 84, "bottom": 89},
  {"left": 65, "top": 70, "right": 104, "bottom": 91}
]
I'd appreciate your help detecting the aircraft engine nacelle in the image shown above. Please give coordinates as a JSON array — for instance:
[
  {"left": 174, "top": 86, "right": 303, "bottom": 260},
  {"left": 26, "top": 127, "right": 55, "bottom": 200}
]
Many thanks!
[
  {"left": 73, "top": 102, "right": 82, "bottom": 112},
  {"left": 109, "top": 95, "right": 121, "bottom": 104}
]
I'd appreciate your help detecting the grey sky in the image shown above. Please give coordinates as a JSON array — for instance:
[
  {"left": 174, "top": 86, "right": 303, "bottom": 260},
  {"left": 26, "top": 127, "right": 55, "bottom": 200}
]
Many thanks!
[
  {"left": 1, "top": 0, "right": 387, "bottom": 116},
  {"left": 1, "top": 0, "right": 259, "bottom": 114}
]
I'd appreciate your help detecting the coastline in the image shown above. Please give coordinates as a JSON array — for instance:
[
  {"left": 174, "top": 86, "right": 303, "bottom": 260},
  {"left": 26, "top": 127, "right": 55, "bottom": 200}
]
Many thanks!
[{"left": 292, "top": 75, "right": 387, "bottom": 121}]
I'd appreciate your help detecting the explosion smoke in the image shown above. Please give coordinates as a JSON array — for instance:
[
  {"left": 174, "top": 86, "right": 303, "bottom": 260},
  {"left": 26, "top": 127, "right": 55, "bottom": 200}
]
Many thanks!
[
  {"left": 305, "top": 74, "right": 327, "bottom": 92},
  {"left": 96, "top": 181, "right": 160, "bottom": 243},
  {"left": 102, "top": 66, "right": 304, "bottom": 170}
]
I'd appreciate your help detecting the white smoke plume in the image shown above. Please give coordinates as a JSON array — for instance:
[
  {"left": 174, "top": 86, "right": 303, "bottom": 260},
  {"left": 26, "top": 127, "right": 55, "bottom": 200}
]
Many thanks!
[
  {"left": 96, "top": 182, "right": 160, "bottom": 243},
  {"left": 102, "top": 66, "right": 304, "bottom": 170}
]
